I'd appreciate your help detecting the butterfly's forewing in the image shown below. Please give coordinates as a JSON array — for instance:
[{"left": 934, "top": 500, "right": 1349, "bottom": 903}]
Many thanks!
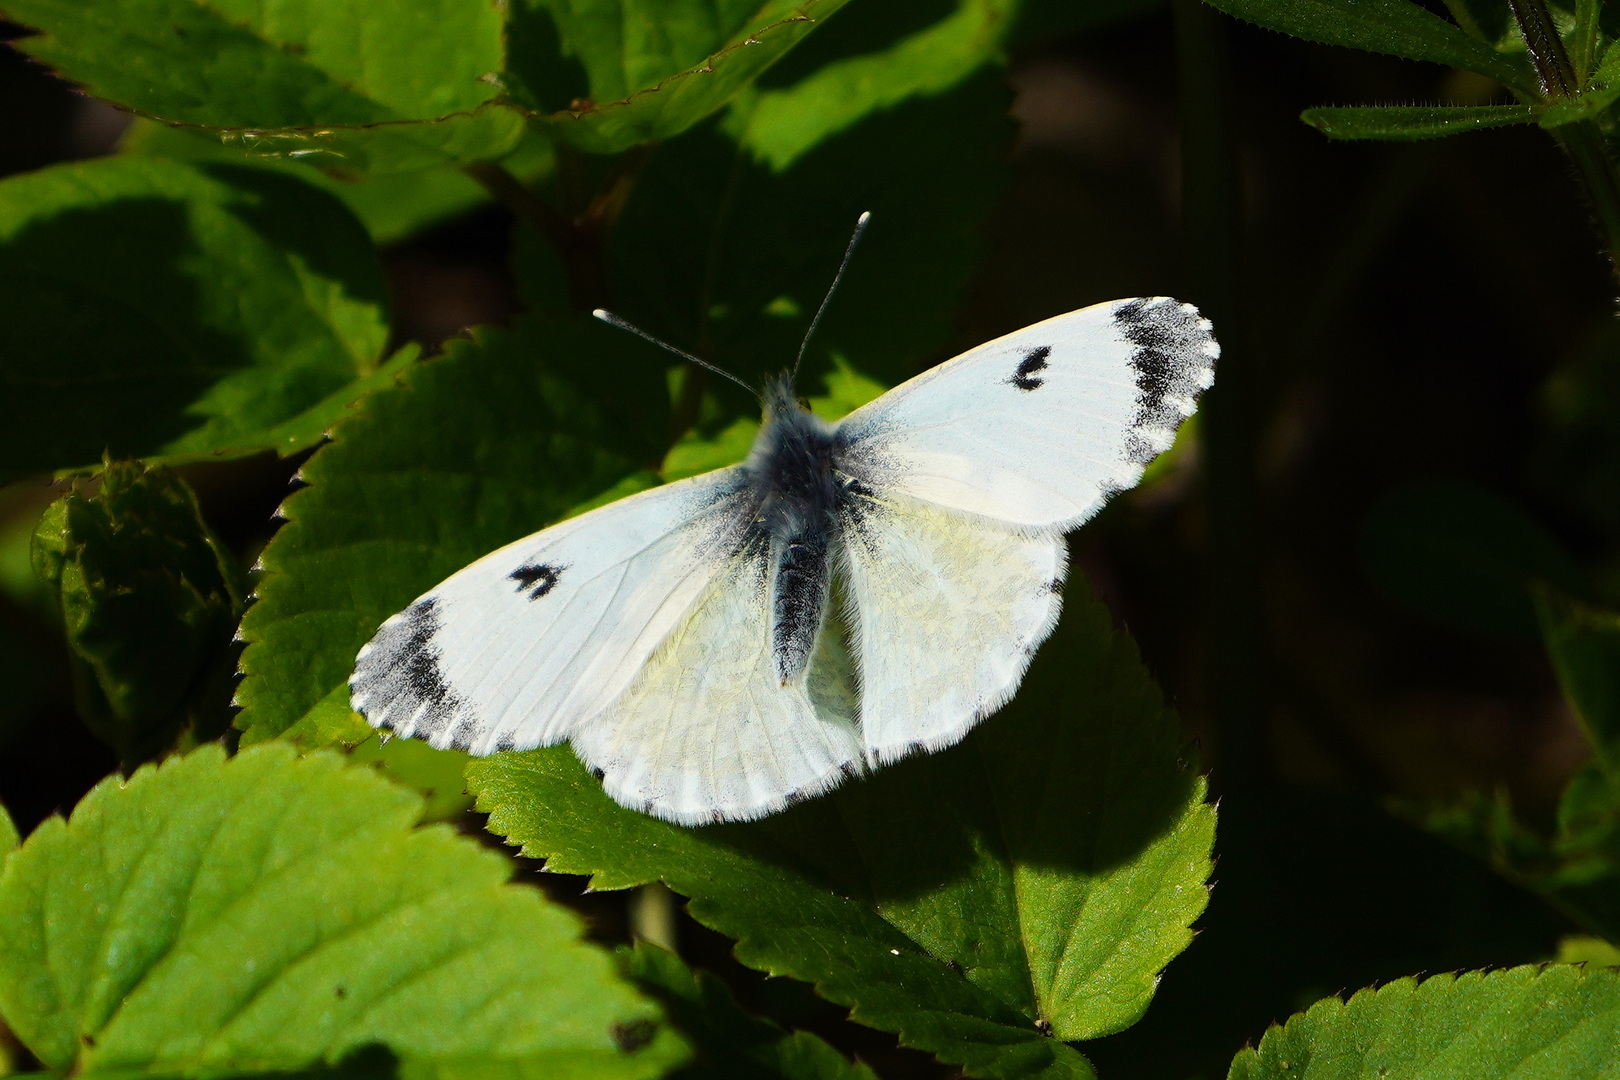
[
  {"left": 835, "top": 297, "right": 1218, "bottom": 529},
  {"left": 839, "top": 490, "right": 1066, "bottom": 765},
  {"left": 350, "top": 468, "right": 755, "bottom": 756}
]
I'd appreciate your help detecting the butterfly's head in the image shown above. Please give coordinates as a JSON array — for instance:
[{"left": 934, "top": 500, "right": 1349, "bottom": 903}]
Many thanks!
[{"left": 762, "top": 374, "right": 805, "bottom": 421}]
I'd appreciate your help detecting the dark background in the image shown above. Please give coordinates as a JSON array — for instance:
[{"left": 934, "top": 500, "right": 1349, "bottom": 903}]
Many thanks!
[{"left": 1, "top": 5, "right": 1608, "bottom": 1077}]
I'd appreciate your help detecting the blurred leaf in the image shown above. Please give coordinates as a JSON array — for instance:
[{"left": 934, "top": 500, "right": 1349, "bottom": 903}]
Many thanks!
[
  {"left": 1406, "top": 578, "right": 1620, "bottom": 942},
  {"left": 510, "top": 0, "right": 855, "bottom": 154},
  {"left": 1535, "top": 316, "right": 1620, "bottom": 546},
  {"left": 1201, "top": 0, "right": 1532, "bottom": 90},
  {"left": 520, "top": 73, "right": 1012, "bottom": 394},
  {"left": 1302, "top": 104, "right": 1537, "bottom": 139},
  {"left": 1227, "top": 966, "right": 1620, "bottom": 1079},
  {"left": 0, "top": 743, "right": 683, "bottom": 1078},
  {"left": 4, "top": 0, "right": 520, "bottom": 172},
  {"left": 0, "top": 156, "right": 405, "bottom": 482},
  {"left": 726, "top": 0, "right": 1016, "bottom": 170},
  {"left": 1006, "top": 0, "right": 1166, "bottom": 48},
  {"left": 467, "top": 581, "right": 1214, "bottom": 1077},
  {"left": 623, "top": 944, "right": 877, "bottom": 1080},
  {"left": 233, "top": 317, "right": 669, "bottom": 746},
  {"left": 1440, "top": 0, "right": 1520, "bottom": 52},
  {"left": 1537, "top": 590, "right": 1620, "bottom": 774},
  {"left": 1557, "top": 934, "right": 1620, "bottom": 965},
  {"left": 1357, "top": 478, "right": 1585, "bottom": 639},
  {"left": 30, "top": 462, "right": 242, "bottom": 764},
  {"left": 0, "top": 804, "right": 16, "bottom": 853}
]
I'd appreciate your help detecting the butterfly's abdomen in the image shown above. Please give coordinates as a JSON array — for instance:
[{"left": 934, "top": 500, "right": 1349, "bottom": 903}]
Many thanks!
[{"left": 751, "top": 383, "right": 843, "bottom": 685}]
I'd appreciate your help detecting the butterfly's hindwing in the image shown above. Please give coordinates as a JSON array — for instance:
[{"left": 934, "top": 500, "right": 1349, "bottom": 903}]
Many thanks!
[
  {"left": 573, "top": 537, "right": 863, "bottom": 824},
  {"left": 838, "top": 488, "right": 1066, "bottom": 763}
]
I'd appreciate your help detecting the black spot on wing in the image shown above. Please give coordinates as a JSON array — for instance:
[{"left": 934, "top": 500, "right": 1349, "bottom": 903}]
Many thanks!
[
  {"left": 350, "top": 598, "right": 474, "bottom": 744},
  {"left": 510, "top": 562, "right": 564, "bottom": 601},
  {"left": 1113, "top": 298, "right": 1217, "bottom": 464},
  {"left": 1009, "top": 345, "right": 1051, "bottom": 391}
]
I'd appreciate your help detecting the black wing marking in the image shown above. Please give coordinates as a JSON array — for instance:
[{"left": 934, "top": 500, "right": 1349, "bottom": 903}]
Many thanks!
[{"left": 1113, "top": 298, "right": 1217, "bottom": 464}]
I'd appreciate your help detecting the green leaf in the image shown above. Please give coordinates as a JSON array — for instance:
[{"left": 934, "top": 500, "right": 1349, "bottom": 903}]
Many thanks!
[
  {"left": 0, "top": 156, "right": 402, "bottom": 482},
  {"left": 5, "top": 0, "right": 520, "bottom": 172},
  {"left": 467, "top": 580, "right": 1214, "bottom": 1078},
  {"left": 726, "top": 0, "right": 1017, "bottom": 170},
  {"left": 1302, "top": 103, "right": 1538, "bottom": 139},
  {"left": 233, "top": 317, "right": 669, "bottom": 746},
  {"left": 1356, "top": 478, "right": 1586, "bottom": 639},
  {"left": 509, "top": 0, "right": 856, "bottom": 154},
  {"left": 0, "top": 743, "right": 684, "bottom": 1078},
  {"left": 30, "top": 462, "right": 242, "bottom": 763},
  {"left": 1537, "top": 591, "right": 1620, "bottom": 775},
  {"left": 623, "top": 943, "right": 877, "bottom": 1080},
  {"left": 0, "top": 803, "right": 17, "bottom": 854},
  {"left": 1201, "top": 0, "right": 1533, "bottom": 90},
  {"left": 1227, "top": 966, "right": 1620, "bottom": 1080}
]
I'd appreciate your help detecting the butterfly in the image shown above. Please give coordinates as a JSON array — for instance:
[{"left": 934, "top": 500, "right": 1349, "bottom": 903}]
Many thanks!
[{"left": 350, "top": 224, "right": 1217, "bottom": 825}]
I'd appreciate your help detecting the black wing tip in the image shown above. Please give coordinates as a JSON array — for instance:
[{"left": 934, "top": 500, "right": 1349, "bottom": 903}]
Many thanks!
[{"left": 1113, "top": 297, "right": 1218, "bottom": 464}]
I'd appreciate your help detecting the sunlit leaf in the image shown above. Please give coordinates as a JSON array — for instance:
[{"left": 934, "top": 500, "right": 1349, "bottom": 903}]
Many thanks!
[
  {"left": 1228, "top": 966, "right": 1620, "bottom": 1080},
  {"left": 5, "top": 0, "right": 521, "bottom": 171},
  {"left": 509, "top": 0, "right": 855, "bottom": 153},
  {"left": 0, "top": 743, "right": 684, "bottom": 1078}
]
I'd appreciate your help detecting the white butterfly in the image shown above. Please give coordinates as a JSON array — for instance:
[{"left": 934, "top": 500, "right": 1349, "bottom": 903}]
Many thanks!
[{"left": 350, "top": 269, "right": 1216, "bottom": 824}]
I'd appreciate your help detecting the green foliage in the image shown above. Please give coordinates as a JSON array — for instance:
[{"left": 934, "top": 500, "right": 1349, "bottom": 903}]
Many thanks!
[
  {"left": 513, "top": 0, "right": 856, "bottom": 154},
  {"left": 467, "top": 583, "right": 1214, "bottom": 1078},
  {"left": 9, "top": 0, "right": 1620, "bottom": 1076},
  {"left": 0, "top": 155, "right": 407, "bottom": 482},
  {"left": 1198, "top": 0, "right": 1532, "bottom": 88},
  {"left": 1301, "top": 104, "right": 1539, "bottom": 140},
  {"left": 726, "top": 0, "right": 1016, "bottom": 170},
  {"left": 30, "top": 461, "right": 242, "bottom": 763},
  {"left": 623, "top": 944, "right": 877, "bottom": 1080},
  {"left": 1228, "top": 966, "right": 1620, "bottom": 1079},
  {"left": 0, "top": 743, "right": 683, "bottom": 1078},
  {"left": 1409, "top": 590, "right": 1620, "bottom": 942},
  {"left": 1357, "top": 478, "right": 1586, "bottom": 639},
  {"left": 3, "top": 0, "right": 522, "bottom": 172}
]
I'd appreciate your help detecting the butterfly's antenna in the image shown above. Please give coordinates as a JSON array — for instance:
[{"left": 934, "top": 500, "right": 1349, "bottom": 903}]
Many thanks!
[
  {"left": 792, "top": 211, "right": 871, "bottom": 381},
  {"left": 592, "top": 309, "right": 759, "bottom": 399}
]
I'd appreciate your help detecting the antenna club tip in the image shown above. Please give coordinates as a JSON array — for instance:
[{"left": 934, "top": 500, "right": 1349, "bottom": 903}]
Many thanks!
[
  {"left": 591, "top": 308, "right": 611, "bottom": 321},
  {"left": 857, "top": 211, "right": 872, "bottom": 224}
]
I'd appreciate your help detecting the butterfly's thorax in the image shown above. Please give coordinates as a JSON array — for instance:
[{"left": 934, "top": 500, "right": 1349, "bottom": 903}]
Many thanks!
[{"left": 746, "top": 377, "right": 849, "bottom": 685}]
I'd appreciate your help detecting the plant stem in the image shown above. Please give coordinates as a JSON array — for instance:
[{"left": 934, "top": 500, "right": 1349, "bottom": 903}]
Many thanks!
[
  {"left": 464, "top": 148, "right": 657, "bottom": 312},
  {"left": 1508, "top": 0, "right": 1620, "bottom": 287},
  {"left": 1174, "top": 0, "right": 1268, "bottom": 792}
]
